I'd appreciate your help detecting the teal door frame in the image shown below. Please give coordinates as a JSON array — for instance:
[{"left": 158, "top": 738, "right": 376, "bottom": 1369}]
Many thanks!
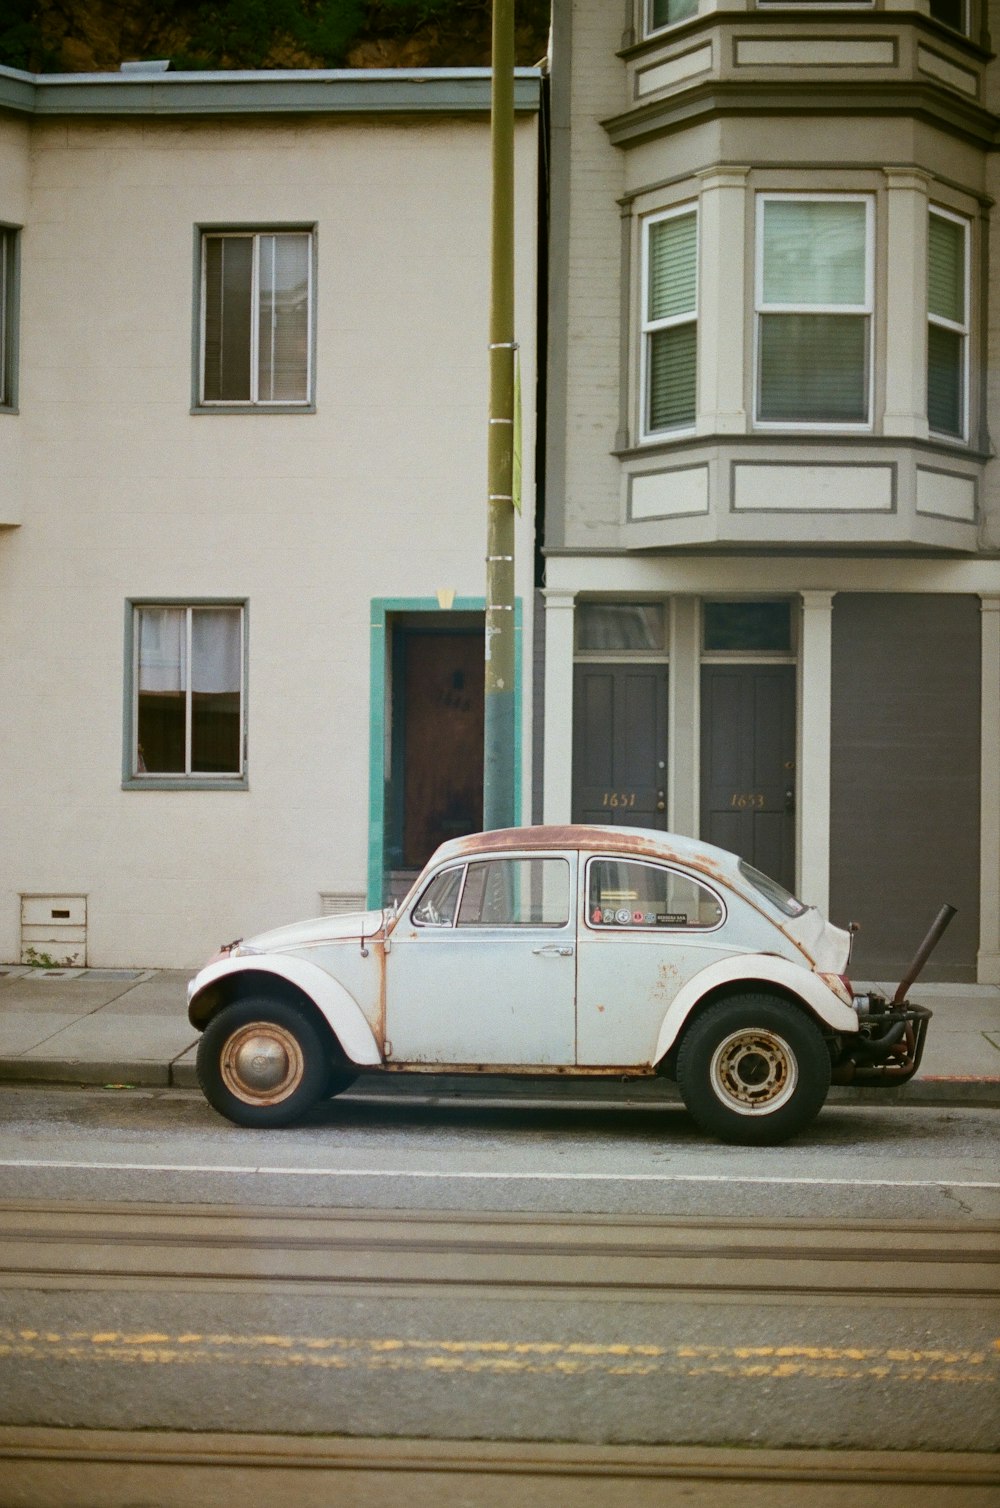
[{"left": 367, "top": 596, "right": 523, "bottom": 906}]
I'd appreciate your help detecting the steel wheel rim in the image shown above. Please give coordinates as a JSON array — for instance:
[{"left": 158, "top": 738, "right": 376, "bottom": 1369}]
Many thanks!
[
  {"left": 220, "top": 1022, "right": 305, "bottom": 1106},
  {"left": 709, "top": 1027, "right": 798, "bottom": 1116}
]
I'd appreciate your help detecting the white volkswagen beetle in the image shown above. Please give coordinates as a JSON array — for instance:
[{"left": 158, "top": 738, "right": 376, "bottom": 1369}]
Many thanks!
[{"left": 187, "top": 826, "right": 934, "bottom": 1144}]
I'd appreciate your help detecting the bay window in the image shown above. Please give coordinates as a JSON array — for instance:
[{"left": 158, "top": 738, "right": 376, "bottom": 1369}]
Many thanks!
[
  {"left": 642, "top": 206, "right": 698, "bottom": 437},
  {"left": 200, "top": 229, "right": 313, "bottom": 406},
  {"left": 927, "top": 208, "right": 969, "bottom": 441},
  {"left": 755, "top": 195, "right": 873, "bottom": 428},
  {"left": 646, "top": 0, "right": 698, "bottom": 31}
]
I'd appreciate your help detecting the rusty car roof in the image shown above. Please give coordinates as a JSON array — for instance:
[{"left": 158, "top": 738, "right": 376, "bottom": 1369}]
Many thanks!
[{"left": 432, "top": 825, "right": 742, "bottom": 887}]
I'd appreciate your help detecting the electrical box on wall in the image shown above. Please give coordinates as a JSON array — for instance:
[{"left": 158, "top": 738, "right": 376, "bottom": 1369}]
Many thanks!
[{"left": 20, "top": 894, "right": 87, "bottom": 967}]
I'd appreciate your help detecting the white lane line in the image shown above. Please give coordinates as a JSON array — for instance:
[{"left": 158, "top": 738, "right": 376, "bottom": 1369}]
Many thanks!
[{"left": 0, "top": 1159, "right": 997, "bottom": 1190}]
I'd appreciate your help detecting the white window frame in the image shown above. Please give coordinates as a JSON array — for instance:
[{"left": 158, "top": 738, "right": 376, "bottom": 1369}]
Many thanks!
[
  {"left": 127, "top": 602, "right": 247, "bottom": 787},
  {"left": 640, "top": 203, "right": 699, "bottom": 442},
  {"left": 927, "top": 205, "right": 970, "bottom": 444},
  {"left": 754, "top": 192, "right": 874, "bottom": 433},
  {"left": 198, "top": 229, "right": 314, "bottom": 408}
]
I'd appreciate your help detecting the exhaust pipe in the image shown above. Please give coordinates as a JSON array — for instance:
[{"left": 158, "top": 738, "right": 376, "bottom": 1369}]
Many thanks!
[{"left": 892, "top": 903, "right": 957, "bottom": 1005}]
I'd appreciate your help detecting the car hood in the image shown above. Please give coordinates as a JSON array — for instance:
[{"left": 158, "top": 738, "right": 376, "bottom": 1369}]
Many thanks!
[
  {"left": 780, "top": 907, "right": 852, "bottom": 973},
  {"left": 241, "top": 909, "right": 388, "bottom": 954}
]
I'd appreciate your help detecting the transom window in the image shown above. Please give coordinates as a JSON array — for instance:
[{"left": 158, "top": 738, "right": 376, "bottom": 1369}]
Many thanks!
[
  {"left": 927, "top": 208, "right": 969, "bottom": 441},
  {"left": 576, "top": 602, "right": 667, "bottom": 654},
  {"left": 755, "top": 195, "right": 873, "bottom": 428},
  {"left": 413, "top": 859, "right": 570, "bottom": 928},
  {"left": 200, "top": 230, "right": 313, "bottom": 406},
  {"left": 703, "top": 601, "right": 793, "bottom": 654},
  {"left": 129, "top": 604, "right": 245, "bottom": 782},
  {"left": 587, "top": 858, "right": 724, "bottom": 930},
  {"left": 642, "top": 207, "right": 698, "bottom": 436}
]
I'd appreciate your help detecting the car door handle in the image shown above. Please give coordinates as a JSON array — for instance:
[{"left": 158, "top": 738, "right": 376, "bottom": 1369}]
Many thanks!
[{"left": 532, "top": 945, "right": 575, "bottom": 957}]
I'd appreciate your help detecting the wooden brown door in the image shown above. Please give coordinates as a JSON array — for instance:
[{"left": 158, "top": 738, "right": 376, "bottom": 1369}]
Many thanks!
[
  {"left": 400, "top": 631, "right": 484, "bottom": 868},
  {"left": 572, "top": 664, "right": 669, "bottom": 828},
  {"left": 700, "top": 664, "right": 796, "bottom": 888}
]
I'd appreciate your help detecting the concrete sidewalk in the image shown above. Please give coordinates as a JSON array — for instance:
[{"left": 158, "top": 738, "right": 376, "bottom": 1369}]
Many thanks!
[{"left": 0, "top": 963, "right": 998, "bottom": 1106}]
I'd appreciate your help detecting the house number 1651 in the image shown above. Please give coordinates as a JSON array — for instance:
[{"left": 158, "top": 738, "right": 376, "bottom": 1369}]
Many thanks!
[{"left": 603, "top": 792, "right": 636, "bottom": 808}]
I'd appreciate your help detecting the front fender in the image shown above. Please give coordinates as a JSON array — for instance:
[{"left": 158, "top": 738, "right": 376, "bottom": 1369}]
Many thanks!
[
  {"left": 653, "top": 953, "right": 859, "bottom": 1065},
  {"left": 187, "top": 954, "right": 383, "bottom": 1067}
]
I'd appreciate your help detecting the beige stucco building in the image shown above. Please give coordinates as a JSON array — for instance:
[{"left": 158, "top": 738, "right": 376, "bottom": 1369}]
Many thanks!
[
  {"left": 541, "top": 0, "right": 1000, "bottom": 981},
  {"left": 0, "top": 64, "right": 540, "bottom": 968}
]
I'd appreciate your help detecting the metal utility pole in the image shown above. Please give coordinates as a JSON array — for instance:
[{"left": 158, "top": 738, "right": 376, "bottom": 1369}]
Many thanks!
[{"left": 483, "top": 0, "right": 517, "bottom": 832}]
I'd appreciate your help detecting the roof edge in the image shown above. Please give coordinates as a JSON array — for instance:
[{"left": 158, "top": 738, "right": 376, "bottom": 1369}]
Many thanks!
[{"left": 0, "top": 63, "right": 542, "bottom": 118}]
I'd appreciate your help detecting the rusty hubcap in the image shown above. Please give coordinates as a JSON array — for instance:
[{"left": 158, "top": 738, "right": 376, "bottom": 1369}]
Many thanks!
[
  {"left": 710, "top": 1027, "right": 798, "bottom": 1115},
  {"left": 220, "top": 1023, "right": 305, "bottom": 1106}
]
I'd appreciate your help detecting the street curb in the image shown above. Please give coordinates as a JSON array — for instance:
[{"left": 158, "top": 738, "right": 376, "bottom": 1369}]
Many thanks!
[{"left": 2, "top": 1060, "right": 999, "bottom": 1108}]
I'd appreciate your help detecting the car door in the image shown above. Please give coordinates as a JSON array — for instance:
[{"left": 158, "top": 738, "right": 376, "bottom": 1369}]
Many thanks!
[
  {"left": 385, "top": 852, "right": 578, "bottom": 1066},
  {"left": 575, "top": 854, "right": 737, "bottom": 1066}
]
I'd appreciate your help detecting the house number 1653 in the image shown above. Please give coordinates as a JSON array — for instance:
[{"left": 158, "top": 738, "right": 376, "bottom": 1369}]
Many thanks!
[{"left": 731, "top": 793, "right": 765, "bottom": 809}]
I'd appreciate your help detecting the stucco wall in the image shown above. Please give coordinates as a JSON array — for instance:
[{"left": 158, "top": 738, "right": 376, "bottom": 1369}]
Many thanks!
[{"left": 0, "top": 108, "right": 538, "bottom": 967}]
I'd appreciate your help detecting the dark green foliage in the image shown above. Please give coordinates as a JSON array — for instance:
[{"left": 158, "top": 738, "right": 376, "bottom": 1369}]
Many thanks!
[{"left": 0, "top": 0, "right": 550, "bottom": 73}]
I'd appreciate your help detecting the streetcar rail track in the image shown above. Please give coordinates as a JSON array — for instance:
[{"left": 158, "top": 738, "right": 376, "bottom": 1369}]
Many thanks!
[{"left": 0, "top": 1201, "right": 997, "bottom": 1298}]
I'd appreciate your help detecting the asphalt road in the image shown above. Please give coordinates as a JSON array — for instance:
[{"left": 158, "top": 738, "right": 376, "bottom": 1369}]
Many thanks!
[{"left": 0, "top": 1085, "right": 997, "bottom": 1504}]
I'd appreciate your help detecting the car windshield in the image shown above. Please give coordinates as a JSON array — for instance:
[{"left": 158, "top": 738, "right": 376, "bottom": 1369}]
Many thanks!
[{"left": 737, "top": 860, "right": 807, "bottom": 918}]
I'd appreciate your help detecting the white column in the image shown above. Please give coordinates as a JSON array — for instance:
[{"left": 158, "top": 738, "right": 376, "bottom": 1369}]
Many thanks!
[
  {"left": 883, "top": 168, "right": 931, "bottom": 440},
  {"left": 797, "top": 591, "right": 834, "bottom": 913},
  {"left": 542, "top": 588, "right": 576, "bottom": 823},
  {"left": 695, "top": 166, "right": 750, "bottom": 436},
  {"left": 668, "top": 596, "right": 700, "bottom": 837},
  {"left": 979, "top": 595, "right": 1000, "bottom": 982}
]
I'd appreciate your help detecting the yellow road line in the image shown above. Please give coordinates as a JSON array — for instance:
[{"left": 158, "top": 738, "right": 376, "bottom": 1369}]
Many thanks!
[{"left": 1, "top": 1329, "right": 997, "bottom": 1383}]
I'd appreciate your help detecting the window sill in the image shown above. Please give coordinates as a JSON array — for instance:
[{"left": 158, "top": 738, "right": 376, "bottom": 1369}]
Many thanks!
[
  {"left": 191, "top": 404, "right": 315, "bottom": 416},
  {"left": 123, "top": 776, "right": 249, "bottom": 792}
]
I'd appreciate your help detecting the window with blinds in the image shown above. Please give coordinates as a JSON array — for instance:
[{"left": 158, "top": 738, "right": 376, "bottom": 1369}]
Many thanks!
[
  {"left": 201, "top": 230, "right": 312, "bottom": 406},
  {"left": 643, "top": 208, "right": 698, "bottom": 436},
  {"left": 927, "top": 209, "right": 968, "bottom": 440},
  {"left": 755, "top": 196, "right": 872, "bottom": 428},
  {"left": 648, "top": 0, "right": 698, "bottom": 31}
]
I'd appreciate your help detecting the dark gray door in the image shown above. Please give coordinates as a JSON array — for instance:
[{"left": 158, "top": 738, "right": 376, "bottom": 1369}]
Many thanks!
[
  {"left": 700, "top": 664, "right": 796, "bottom": 888},
  {"left": 572, "top": 664, "right": 668, "bottom": 827}
]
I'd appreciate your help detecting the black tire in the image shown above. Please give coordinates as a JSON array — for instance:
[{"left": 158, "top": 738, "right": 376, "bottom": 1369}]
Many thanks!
[
  {"left": 676, "top": 994, "right": 831, "bottom": 1145},
  {"left": 324, "top": 1065, "right": 358, "bottom": 1099},
  {"left": 196, "top": 996, "right": 331, "bottom": 1128}
]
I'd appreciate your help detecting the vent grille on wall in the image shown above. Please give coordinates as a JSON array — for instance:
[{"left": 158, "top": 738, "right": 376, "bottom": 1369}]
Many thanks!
[
  {"left": 21, "top": 894, "right": 88, "bottom": 967},
  {"left": 319, "top": 892, "right": 367, "bottom": 917}
]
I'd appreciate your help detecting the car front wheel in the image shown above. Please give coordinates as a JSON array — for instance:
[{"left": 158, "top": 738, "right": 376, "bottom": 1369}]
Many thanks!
[
  {"left": 676, "top": 994, "right": 831, "bottom": 1145},
  {"left": 196, "top": 996, "right": 330, "bottom": 1128}
]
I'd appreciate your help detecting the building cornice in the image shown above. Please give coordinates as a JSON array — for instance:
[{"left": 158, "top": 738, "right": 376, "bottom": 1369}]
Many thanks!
[
  {"left": 603, "top": 77, "right": 999, "bottom": 149},
  {"left": 0, "top": 64, "right": 542, "bottom": 119}
]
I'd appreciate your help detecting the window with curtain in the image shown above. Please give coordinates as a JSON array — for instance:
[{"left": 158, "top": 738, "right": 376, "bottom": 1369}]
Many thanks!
[
  {"left": 647, "top": 0, "right": 698, "bottom": 31},
  {"left": 201, "top": 230, "right": 312, "bottom": 405},
  {"left": 755, "top": 196, "right": 872, "bottom": 427},
  {"left": 132, "top": 605, "right": 245, "bottom": 779},
  {"left": 0, "top": 227, "right": 15, "bottom": 410},
  {"left": 928, "top": 208, "right": 968, "bottom": 440},
  {"left": 643, "top": 207, "right": 698, "bottom": 436}
]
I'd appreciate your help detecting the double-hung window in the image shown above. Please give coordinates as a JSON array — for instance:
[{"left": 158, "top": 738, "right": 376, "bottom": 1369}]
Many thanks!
[
  {"left": 642, "top": 207, "right": 698, "bottom": 437},
  {"left": 646, "top": 0, "right": 698, "bottom": 32},
  {"left": 0, "top": 226, "right": 17, "bottom": 410},
  {"left": 128, "top": 604, "right": 246, "bottom": 785},
  {"left": 755, "top": 195, "right": 873, "bottom": 428},
  {"left": 200, "top": 229, "right": 313, "bottom": 406},
  {"left": 927, "top": 208, "right": 969, "bottom": 441}
]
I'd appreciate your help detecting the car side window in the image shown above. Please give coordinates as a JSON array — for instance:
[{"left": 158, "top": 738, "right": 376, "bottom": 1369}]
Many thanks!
[
  {"left": 457, "top": 858, "right": 570, "bottom": 928},
  {"left": 412, "top": 866, "right": 465, "bottom": 927},
  {"left": 587, "top": 858, "right": 724, "bottom": 929}
]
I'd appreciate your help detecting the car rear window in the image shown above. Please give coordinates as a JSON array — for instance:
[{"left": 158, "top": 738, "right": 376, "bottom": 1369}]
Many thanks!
[{"left": 738, "top": 860, "right": 807, "bottom": 917}]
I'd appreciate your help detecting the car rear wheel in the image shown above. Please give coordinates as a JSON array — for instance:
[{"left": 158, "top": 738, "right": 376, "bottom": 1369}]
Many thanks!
[
  {"left": 196, "top": 996, "right": 330, "bottom": 1128},
  {"left": 676, "top": 994, "right": 831, "bottom": 1145}
]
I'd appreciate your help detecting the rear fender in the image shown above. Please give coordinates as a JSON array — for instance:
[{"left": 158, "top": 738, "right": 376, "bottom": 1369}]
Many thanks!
[
  {"left": 653, "top": 953, "right": 858, "bottom": 1065},
  {"left": 187, "top": 955, "right": 382, "bottom": 1066}
]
